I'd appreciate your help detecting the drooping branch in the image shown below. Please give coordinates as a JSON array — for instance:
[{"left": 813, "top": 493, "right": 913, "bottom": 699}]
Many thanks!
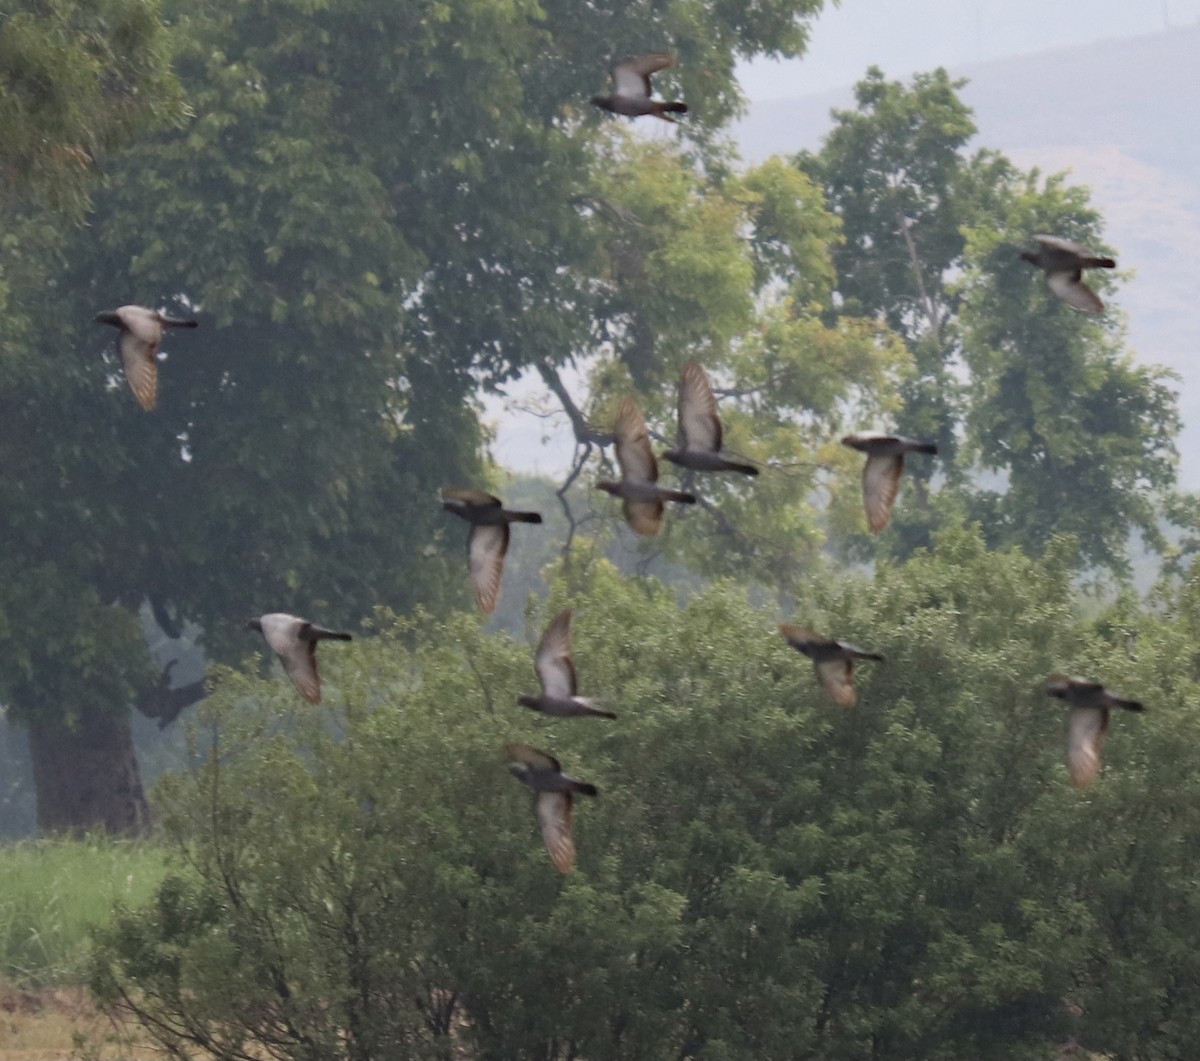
[
  {"left": 536, "top": 360, "right": 613, "bottom": 448},
  {"left": 895, "top": 207, "right": 941, "bottom": 344},
  {"left": 134, "top": 660, "right": 207, "bottom": 729}
]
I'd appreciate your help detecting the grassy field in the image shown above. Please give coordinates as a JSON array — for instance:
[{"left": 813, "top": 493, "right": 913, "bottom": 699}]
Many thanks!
[
  {"left": 0, "top": 838, "right": 169, "bottom": 1058},
  {"left": 0, "top": 837, "right": 169, "bottom": 988}
]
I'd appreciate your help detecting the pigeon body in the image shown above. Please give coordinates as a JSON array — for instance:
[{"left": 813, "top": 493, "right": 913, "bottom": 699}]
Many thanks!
[
  {"left": 1019, "top": 234, "right": 1116, "bottom": 314},
  {"left": 841, "top": 432, "right": 938, "bottom": 533},
  {"left": 662, "top": 361, "right": 758, "bottom": 476},
  {"left": 1045, "top": 673, "right": 1143, "bottom": 788},
  {"left": 518, "top": 608, "right": 616, "bottom": 720},
  {"left": 246, "top": 613, "right": 352, "bottom": 704},
  {"left": 506, "top": 742, "right": 598, "bottom": 873},
  {"left": 779, "top": 624, "right": 884, "bottom": 707},
  {"left": 93, "top": 305, "right": 198, "bottom": 410},
  {"left": 591, "top": 53, "right": 687, "bottom": 123},
  {"left": 596, "top": 397, "right": 696, "bottom": 535},
  {"left": 441, "top": 487, "right": 542, "bottom": 615}
]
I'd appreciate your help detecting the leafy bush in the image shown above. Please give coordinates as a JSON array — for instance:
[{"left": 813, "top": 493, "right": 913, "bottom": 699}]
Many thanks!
[{"left": 92, "top": 530, "right": 1200, "bottom": 1059}]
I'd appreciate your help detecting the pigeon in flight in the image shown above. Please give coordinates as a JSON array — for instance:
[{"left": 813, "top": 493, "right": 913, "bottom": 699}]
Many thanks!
[
  {"left": 441, "top": 487, "right": 542, "bottom": 615},
  {"left": 1019, "top": 234, "right": 1116, "bottom": 314},
  {"left": 246, "top": 613, "right": 352, "bottom": 704},
  {"left": 506, "top": 742, "right": 598, "bottom": 873},
  {"left": 596, "top": 396, "right": 696, "bottom": 536},
  {"left": 518, "top": 608, "right": 616, "bottom": 720},
  {"left": 1045, "top": 674, "right": 1143, "bottom": 788},
  {"left": 93, "top": 305, "right": 198, "bottom": 410},
  {"left": 841, "top": 432, "right": 938, "bottom": 533},
  {"left": 779, "top": 625, "right": 884, "bottom": 708},
  {"left": 591, "top": 53, "right": 688, "bottom": 123},
  {"left": 662, "top": 361, "right": 758, "bottom": 476}
]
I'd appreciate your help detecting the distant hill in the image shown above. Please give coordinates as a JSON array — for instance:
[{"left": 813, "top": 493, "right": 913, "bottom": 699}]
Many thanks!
[{"left": 735, "top": 24, "right": 1200, "bottom": 486}]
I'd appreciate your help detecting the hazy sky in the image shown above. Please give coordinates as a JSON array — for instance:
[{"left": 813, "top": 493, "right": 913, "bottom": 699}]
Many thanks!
[{"left": 737, "top": 0, "right": 1200, "bottom": 101}]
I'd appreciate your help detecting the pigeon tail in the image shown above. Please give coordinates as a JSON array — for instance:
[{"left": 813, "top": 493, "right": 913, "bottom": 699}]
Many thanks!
[
  {"left": 1082, "top": 256, "right": 1116, "bottom": 270},
  {"left": 305, "top": 626, "right": 353, "bottom": 642},
  {"left": 507, "top": 511, "right": 543, "bottom": 524},
  {"left": 912, "top": 442, "right": 938, "bottom": 456},
  {"left": 571, "top": 781, "right": 599, "bottom": 797},
  {"left": 664, "top": 489, "right": 697, "bottom": 504},
  {"left": 1114, "top": 697, "right": 1144, "bottom": 712},
  {"left": 726, "top": 461, "right": 759, "bottom": 476},
  {"left": 660, "top": 102, "right": 687, "bottom": 114},
  {"left": 163, "top": 317, "right": 200, "bottom": 328}
]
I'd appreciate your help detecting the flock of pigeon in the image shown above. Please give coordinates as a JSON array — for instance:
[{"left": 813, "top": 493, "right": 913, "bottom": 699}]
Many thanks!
[{"left": 90, "top": 55, "right": 1139, "bottom": 873}]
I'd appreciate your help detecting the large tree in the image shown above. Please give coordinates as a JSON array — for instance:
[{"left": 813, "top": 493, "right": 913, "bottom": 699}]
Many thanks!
[
  {"left": 0, "top": 0, "right": 828, "bottom": 834},
  {"left": 799, "top": 69, "right": 1179, "bottom": 572}
]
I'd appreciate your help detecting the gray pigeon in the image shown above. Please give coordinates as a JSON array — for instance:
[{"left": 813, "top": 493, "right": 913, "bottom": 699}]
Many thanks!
[
  {"left": 841, "top": 432, "right": 938, "bottom": 533},
  {"left": 1045, "top": 673, "right": 1143, "bottom": 788},
  {"left": 518, "top": 608, "right": 616, "bottom": 720},
  {"left": 246, "top": 613, "right": 352, "bottom": 704},
  {"left": 1019, "top": 234, "right": 1116, "bottom": 314},
  {"left": 94, "top": 304, "right": 198, "bottom": 410},
  {"left": 596, "top": 396, "right": 696, "bottom": 535},
  {"left": 779, "top": 624, "right": 884, "bottom": 708},
  {"left": 441, "top": 487, "right": 542, "bottom": 615},
  {"left": 591, "top": 53, "right": 688, "bottom": 123},
  {"left": 506, "top": 742, "right": 598, "bottom": 873},
  {"left": 662, "top": 361, "right": 758, "bottom": 476}
]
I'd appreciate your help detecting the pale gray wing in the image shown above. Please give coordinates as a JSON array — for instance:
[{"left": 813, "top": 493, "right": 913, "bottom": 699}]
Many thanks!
[
  {"left": 613, "top": 53, "right": 674, "bottom": 99},
  {"left": 441, "top": 486, "right": 503, "bottom": 507},
  {"left": 678, "top": 361, "right": 721, "bottom": 453},
  {"left": 535, "top": 790, "right": 576, "bottom": 873},
  {"left": 1047, "top": 270, "right": 1104, "bottom": 314},
  {"left": 861, "top": 451, "right": 904, "bottom": 533},
  {"left": 118, "top": 329, "right": 159, "bottom": 411},
  {"left": 614, "top": 396, "right": 658, "bottom": 484},
  {"left": 623, "top": 498, "right": 663, "bottom": 537},
  {"left": 815, "top": 657, "right": 857, "bottom": 707},
  {"left": 1035, "top": 234, "right": 1089, "bottom": 257},
  {"left": 506, "top": 742, "right": 562, "bottom": 774},
  {"left": 280, "top": 640, "right": 321, "bottom": 704},
  {"left": 535, "top": 608, "right": 577, "bottom": 698},
  {"left": 1067, "top": 706, "right": 1108, "bottom": 788},
  {"left": 468, "top": 523, "right": 508, "bottom": 614}
]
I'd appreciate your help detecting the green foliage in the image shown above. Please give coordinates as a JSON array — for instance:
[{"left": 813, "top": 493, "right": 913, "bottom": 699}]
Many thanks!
[
  {"left": 0, "top": 0, "right": 185, "bottom": 218},
  {"left": 0, "top": 837, "right": 168, "bottom": 985},
  {"left": 801, "top": 67, "right": 1181, "bottom": 576},
  {"left": 959, "top": 171, "right": 1180, "bottom": 576},
  {"left": 92, "top": 529, "right": 1200, "bottom": 1058}
]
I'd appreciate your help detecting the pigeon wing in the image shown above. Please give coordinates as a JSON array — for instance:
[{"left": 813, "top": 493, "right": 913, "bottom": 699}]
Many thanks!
[
  {"left": 535, "top": 608, "right": 577, "bottom": 698},
  {"left": 506, "top": 742, "right": 563, "bottom": 774},
  {"left": 861, "top": 451, "right": 904, "bottom": 533},
  {"left": 678, "top": 361, "right": 721, "bottom": 453},
  {"left": 118, "top": 329, "right": 159, "bottom": 411},
  {"left": 1047, "top": 270, "right": 1104, "bottom": 314},
  {"left": 536, "top": 791, "right": 576, "bottom": 873},
  {"left": 441, "top": 486, "right": 503, "bottom": 508},
  {"left": 623, "top": 498, "right": 664, "bottom": 536},
  {"left": 468, "top": 523, "right": 508, "bottom": 615},
  {"left": 614, "top": 396, "right": 658, "bottom": 484},
  {"left": 1067, "top": 706, "right": 1108, "bottom": 788},
  {"left": 613, "top": 53, "right": 674, "bottom": 98},
  {"left": 1035, "top": 234, "right": 1090, "bottom": 257},
  {"left": 280, "top": 640, "right": 322, "bottom": 704},
  {"left": 815, "top": 658, "right": 857, "bottom": 707}
]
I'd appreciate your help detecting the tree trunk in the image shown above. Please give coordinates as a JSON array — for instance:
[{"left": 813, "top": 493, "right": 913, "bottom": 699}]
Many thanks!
[{"left": 27, "top": 706, "right": 151, "bottom": 836}]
